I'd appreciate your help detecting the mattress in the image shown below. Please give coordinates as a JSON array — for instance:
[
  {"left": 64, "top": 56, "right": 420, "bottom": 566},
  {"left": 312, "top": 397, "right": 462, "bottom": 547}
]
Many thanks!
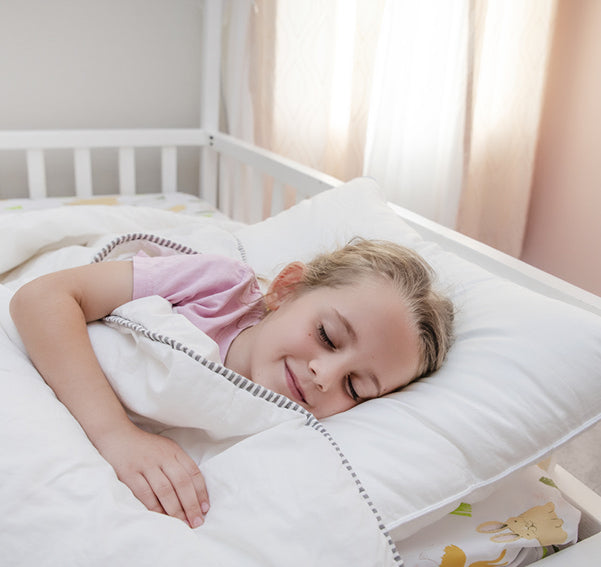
[{"left": 0, "top": 191, "right": 225, "bottom": 217}]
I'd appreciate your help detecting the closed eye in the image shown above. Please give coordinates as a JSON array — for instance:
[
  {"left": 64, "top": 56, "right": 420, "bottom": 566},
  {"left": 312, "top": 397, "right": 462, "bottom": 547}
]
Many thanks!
[
  {"left": 346, "top": 375, "right": 360, "bottom": 402},
  {"left": 318, "top": 324, "right": 335, "bottom": 349}
]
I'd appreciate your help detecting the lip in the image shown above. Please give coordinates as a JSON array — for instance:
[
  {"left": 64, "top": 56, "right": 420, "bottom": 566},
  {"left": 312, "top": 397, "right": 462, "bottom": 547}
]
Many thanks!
[{"left": 284, "top": 361, "right": 307, "bottom": 404}]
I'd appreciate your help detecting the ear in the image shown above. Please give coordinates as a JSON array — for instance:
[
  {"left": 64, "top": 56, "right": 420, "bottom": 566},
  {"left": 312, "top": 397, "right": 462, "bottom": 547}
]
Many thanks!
[
  {"left": 266, "top": 262, "right": 306, "bottom": 311},
  {"left": 476, "top": 521, "right": 507, "bottom": 534}
]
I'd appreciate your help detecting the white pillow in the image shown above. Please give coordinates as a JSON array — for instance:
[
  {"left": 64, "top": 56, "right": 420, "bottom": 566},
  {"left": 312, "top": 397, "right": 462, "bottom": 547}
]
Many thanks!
[{"left": 235, "top": 178, "right": 601, "bottom": 539}]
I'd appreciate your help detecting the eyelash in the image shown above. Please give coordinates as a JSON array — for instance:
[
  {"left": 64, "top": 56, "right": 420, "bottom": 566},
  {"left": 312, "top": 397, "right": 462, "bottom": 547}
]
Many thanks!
[
  {"left": 317, "top": 324, "right": 360, "bottom": 402},
  {"left": 317, "top": 324, "right": 335, "bottom": 349},
  {"left": 346, "top": 376, "right": 360, "bottom": 402}
]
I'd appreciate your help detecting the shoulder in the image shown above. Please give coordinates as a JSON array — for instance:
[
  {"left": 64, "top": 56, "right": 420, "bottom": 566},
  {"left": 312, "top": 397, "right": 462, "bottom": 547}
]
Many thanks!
[
  {"left": 133, "top": 252, "right": 248, "bottom": 273},
  {"left": 132, "top": 252, "right": 257, "bottom": 301},
  {"left": 199, "top": 253, "right": 256, "bottom": 281}
]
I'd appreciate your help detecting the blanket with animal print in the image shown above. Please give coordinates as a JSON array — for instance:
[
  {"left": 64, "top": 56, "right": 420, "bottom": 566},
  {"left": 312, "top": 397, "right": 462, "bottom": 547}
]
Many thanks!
[{"left": 395, "top": 465, "right": 580, "bottom": 566}]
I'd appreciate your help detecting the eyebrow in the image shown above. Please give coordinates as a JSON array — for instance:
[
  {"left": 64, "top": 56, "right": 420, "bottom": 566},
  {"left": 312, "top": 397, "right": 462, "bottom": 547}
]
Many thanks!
[
  {"left": 333, "top": 309, "right": 383, "bottom": 397},
  {"left": 334, "top": 308, "right": 356, "bottom": 342}
]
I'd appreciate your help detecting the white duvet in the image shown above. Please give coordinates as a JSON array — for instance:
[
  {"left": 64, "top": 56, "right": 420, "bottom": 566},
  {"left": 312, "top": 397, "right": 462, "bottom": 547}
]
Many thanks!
[{"left": 0, "top": 206, "right": 400, "bottom": 567}]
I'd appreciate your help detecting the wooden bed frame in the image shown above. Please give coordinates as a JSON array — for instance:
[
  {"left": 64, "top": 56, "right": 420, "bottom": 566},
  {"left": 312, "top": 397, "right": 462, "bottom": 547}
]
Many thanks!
[{"left": 1, "top": 2, "right": 600, "bottom": 565}]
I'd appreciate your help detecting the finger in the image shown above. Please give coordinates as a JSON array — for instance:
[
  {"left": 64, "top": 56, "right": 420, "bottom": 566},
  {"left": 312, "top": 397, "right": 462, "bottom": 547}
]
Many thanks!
[
  {"left": 143, "top": 468, "right": 188, "bottom": 524},
  {"left": 176, "top": 452, "right": 210, "bottom": 514},
  {"left": 127, "top": 473, "right": 166, "bottom": 516},
  {"left": 163, "top": 459, "right": 207, "bottom": 528}
]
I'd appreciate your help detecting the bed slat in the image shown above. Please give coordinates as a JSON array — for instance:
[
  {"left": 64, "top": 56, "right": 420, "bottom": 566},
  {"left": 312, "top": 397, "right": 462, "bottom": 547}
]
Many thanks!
[
  {"left": 74, "top": 148, "right": 93, "bottom": 197},
  {"left": 218, "top": 163, "right": 232, "bottom": 218},
  {"left": 231, "top": 164, "right": 241, "bottom": 220},
  {"left": 118, "top": 147, "right": 136, "bottom": 195},
  {"left": 161, "top": 146, "right": 177, "bottom": 193},
  {"left": 271, "top": 179, "right": 284, "bottom": 217},
  {"left": 201, "top": 144, "right": 218, "bottom": 207},
  {"left": 26, "top": 150, "right": 47, "bottom": 199},
  {"left": 210, "top": 132, "right": 340, "bottom": 200},
  {"left": 250, "top": 171, "right": 264, "bottom": 223}
]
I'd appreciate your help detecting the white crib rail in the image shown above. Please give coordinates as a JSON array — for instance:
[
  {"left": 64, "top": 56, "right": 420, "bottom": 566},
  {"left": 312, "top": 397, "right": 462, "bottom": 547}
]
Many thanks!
[
  {"left": 0, "top": 129, "right": 209, "bottom": 199},
  {"left": 209, "top": 132, "right": 340, "bottom": 203},
  {"left": 0, "top": 128, "right": 341, "bottom": 219}
]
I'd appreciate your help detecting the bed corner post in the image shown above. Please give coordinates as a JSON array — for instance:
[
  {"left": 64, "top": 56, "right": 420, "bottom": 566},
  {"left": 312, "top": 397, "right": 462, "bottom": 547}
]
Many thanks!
[{"left": 199, "top": 0, "right": 223, "bottom": 208}]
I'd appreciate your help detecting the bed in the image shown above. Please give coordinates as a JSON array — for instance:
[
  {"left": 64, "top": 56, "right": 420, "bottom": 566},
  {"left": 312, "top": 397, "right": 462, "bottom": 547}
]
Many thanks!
[{"left": 2, "top": 6, "right": 601, "bottom": 567}]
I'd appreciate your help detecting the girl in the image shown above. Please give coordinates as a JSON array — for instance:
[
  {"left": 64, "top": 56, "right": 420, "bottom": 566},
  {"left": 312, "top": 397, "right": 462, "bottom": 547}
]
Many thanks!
[{"left": 10, "top": 238, "right": 453, "bottom": 531}]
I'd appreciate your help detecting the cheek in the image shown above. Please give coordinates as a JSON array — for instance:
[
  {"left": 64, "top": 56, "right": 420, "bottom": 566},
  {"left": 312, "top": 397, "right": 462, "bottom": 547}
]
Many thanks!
[
  {"left": 257, "top": 314, "right": 301, "bottom": 354},
  {"left": 258, "top": 305, "right": 317, "bottom": 360}
]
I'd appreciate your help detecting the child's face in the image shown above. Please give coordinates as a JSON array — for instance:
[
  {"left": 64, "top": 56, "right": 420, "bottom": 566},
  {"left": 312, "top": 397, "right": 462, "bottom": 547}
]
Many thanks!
[{"left": 233, "top": 268, "right": 421, "bottom": 419}]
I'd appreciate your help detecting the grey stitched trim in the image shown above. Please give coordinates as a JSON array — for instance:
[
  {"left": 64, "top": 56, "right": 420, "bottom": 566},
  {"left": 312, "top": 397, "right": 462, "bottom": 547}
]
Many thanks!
[
  {"left": 104, "top": 313, "right": 404, "bottom": 566},
  {"left": 92, "top": 233, "right": 199, "bottom": 263},
  {"left": 91, "top": 232, "right": 249, "bottom": 265},
  {"left": 232, "top": 233, "right": 247, "bottom": 263}
]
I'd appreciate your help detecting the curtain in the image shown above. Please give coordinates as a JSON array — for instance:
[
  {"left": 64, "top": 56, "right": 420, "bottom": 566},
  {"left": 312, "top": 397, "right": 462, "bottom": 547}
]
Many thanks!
[
  {"left": 222, "top": 0, "right": 557, "bottom": 256},
  {"left": 363, "top": 0, "right": 470, "bottom": 228},
  {"left": 248, "top": 0, "right": 385, "bottom": 181},
  {"left": 457, "top": 0, "right": 558, "bottom": 256}
]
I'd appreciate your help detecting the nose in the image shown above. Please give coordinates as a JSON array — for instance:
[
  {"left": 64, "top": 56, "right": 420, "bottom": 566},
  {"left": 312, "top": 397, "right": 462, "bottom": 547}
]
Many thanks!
[{"left": 309, "top": 356, "right": 346, "bottom": 392}]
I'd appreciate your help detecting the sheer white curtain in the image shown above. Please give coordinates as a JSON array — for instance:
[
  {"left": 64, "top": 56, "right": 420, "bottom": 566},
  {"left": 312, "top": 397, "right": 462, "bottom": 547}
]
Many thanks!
[
  {"left": 363, "top": 0, "right": 469, "bottom": 227},
  {"left": 248, "top": 0, "right": 384, "bottom": 181},
  {"left": 220, "top": 0, "right": 555, "bottom": 252},
  {"left": 221, "top": 0, "right": 467, "bottom": 227}
]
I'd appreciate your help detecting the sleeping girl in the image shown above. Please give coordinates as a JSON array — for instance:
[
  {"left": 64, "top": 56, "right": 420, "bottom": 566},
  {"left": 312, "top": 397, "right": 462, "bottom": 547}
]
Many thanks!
[{"left": 9, "top": 238, "right": 453, "bottom": 531}]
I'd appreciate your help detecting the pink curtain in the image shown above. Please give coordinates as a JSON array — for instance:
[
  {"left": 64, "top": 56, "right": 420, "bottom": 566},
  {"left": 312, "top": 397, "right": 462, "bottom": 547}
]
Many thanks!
[
  {"left": 225, "top": 0, "right": 558, "bottom": 256},
  {"left": 457, "top": 0, "right": 558, "bottom": 256}
]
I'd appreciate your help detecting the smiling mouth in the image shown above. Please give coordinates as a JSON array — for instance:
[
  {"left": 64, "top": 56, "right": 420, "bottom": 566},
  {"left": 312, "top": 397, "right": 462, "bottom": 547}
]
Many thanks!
[{"left": 285, "top": 362, "right": 307, "bottom": 404}]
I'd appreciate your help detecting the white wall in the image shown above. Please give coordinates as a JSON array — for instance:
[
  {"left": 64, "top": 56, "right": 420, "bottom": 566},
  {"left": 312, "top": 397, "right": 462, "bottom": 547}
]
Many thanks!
[{"left": 0, "top": 0, "right": 204, "bottom": 197}]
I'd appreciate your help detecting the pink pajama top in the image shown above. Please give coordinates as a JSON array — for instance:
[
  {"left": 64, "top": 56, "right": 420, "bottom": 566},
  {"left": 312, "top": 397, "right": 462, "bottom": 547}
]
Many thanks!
[{"left": 132, "top": 253, "right": 264, "bottom": 362}]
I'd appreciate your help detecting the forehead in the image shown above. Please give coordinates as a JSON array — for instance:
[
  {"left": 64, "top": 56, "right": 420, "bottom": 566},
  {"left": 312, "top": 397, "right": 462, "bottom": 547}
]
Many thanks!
[{"left": 304, "top": 279, "right": 421, "bottom": 390}]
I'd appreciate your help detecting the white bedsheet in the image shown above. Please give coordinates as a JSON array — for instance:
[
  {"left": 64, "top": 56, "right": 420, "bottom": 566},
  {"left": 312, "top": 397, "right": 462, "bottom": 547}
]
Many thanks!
[{"left": 0, "top": 206, "right": 400, "bottom": 567}]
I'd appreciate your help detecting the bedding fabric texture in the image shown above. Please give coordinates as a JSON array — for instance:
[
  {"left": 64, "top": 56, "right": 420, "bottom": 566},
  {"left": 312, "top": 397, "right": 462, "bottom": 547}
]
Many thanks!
[
  {"left": 0, "top": 206, "right": 399, "bottom": 567},
  {"left": 0, "top": 191, "right": 226, "bottom": 217},
  {"left": 2, "top": 179, "right": 601, "bottom": 565},
  {"left": 233, "top": 178, "right": 601, "bottom": 541}
]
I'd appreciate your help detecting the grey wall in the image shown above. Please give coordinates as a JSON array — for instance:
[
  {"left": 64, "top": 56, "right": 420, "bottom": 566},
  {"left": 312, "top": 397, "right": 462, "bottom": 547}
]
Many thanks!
[{"left": 0, "top": 0, "right": 205, "bottom": 197}]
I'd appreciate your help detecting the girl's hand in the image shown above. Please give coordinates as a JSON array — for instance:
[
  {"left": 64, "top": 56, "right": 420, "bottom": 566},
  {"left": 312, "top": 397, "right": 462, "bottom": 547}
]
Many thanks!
[{"left": 95, "top": 424, "right": 210, "bottom": 528}]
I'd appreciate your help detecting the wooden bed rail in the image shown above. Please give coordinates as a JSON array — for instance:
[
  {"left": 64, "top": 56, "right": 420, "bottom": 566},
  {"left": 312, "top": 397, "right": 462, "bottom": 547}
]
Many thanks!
[
  {"left": 0, "top": 129, "right": 210, "bottom": 200},
  {"left": 0, "top": 128, "right": 341, "bottom": 219},
  {"left": 209, "top": 132, "right": 341, "bottom": 218}
]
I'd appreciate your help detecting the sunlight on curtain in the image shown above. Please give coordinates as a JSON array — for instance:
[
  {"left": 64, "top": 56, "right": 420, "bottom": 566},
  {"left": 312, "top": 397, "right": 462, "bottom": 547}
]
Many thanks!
[
  {"left": 251, "top": 0, "right": 385, "bottom": 182},
  {"left": 232, "top": 0, "right": 556, "bottom": 246},
  {"left": 363, "top": 0, "right": 469, "bottom": 227},
  {"left": 325, "top": 0, "right": 356, "bottom": 162},
  {"left": 457, "top": 0, "right": 557, "bottom": 256}
]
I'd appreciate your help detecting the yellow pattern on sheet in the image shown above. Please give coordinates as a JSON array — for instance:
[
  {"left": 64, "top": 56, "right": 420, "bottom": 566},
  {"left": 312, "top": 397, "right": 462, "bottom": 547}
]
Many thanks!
[
  {"left": 67, "top": 197, "right": 120, "bottom": 206},
  {"left": 398, "top": 466, "right": 579, "bottom": 567},
  {"left": 477, "top": 502, "right": 568, "bottom": 547},
  {"left": 438, "top": 545, "right": 507, "bottom": 567}
]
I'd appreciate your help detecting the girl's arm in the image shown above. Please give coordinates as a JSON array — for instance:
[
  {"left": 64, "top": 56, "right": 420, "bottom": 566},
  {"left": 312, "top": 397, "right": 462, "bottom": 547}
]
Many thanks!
[{"left": 9, "top": 261, "right": 210, "bottom": 528}]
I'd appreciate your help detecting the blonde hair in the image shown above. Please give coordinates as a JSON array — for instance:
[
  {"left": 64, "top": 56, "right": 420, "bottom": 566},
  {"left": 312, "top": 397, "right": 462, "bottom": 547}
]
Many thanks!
[{"left": 295, "top": 238, "right": 454, "bottom": 380}]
